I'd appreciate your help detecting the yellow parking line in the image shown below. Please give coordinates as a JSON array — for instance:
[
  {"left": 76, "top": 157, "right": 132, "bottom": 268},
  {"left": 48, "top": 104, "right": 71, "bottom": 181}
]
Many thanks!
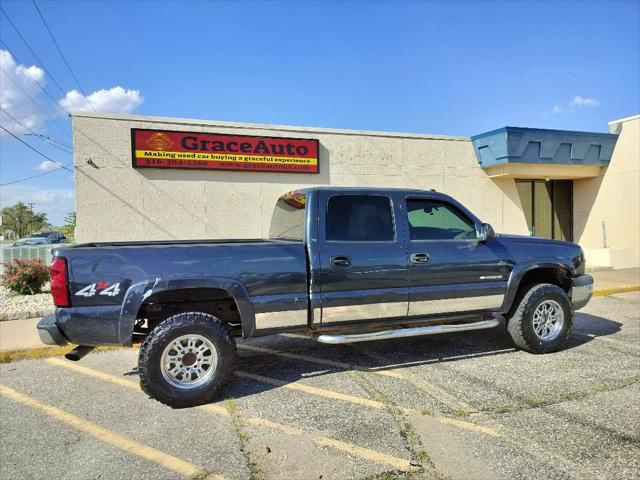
[
  {"left": 353, "top": 344, "right": 477, "bottom": 413},
  {"left": 234, "top": 370, "right": 394, "bottom": 411},
  {"left": 45, "top": 359, "right": 413, "bottom": 470},
  {"left": 439, "top": 417, "right": 500, "bottom": 437},
  {"left": 234, "top": 370, "right": 500, "bottom": 437},
  {"left": 48, "top": 357, "right": 138, "bottom": 389},
  {"left": 311, "top": 437, "right": 411, "bottom": 470},
  {"left": 47, "top": 358, "right": 497, "bottom": 438},
  {"left": 243, "top": 415, "right": 411, "bottom": 470},
  {"left": 238, "top": 344, "right": 403, "bottom": 378},
  {"left": 0, "top": 384, "right": 224, "bottom": 480}
]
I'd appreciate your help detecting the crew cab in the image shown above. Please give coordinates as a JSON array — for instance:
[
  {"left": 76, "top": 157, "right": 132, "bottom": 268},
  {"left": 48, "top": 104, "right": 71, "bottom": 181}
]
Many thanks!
[{"left": 38, "top": 187, "right": 593, "bottom": 407}]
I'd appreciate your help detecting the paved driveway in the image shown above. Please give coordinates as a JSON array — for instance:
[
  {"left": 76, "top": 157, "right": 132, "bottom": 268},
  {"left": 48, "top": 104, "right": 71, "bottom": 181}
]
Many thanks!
[{"left": 1, "top": 292, "right": 639, "bottom": 480}]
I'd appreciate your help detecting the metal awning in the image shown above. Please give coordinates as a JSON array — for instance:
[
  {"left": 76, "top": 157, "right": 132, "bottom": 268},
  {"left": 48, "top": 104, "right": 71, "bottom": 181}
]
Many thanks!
[{"left": 471, "top": 127, "right": 618, "bottom": 178}]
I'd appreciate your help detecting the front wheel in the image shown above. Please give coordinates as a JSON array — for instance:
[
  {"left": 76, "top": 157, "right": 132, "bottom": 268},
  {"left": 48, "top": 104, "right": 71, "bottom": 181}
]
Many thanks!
[
  {"left": 138, "top": 312, "right": 237, "bottom": 408},
  {"left": 507, "top": 283, "right": 573, "bottom": 354}
]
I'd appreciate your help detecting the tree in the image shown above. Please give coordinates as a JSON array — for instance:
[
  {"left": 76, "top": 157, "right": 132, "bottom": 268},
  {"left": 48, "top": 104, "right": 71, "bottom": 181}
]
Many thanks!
[
  {"left": 62, "top": 211, "right": 76, "bottom": 239},
  {"left": 0, "top": 202, "right": 49, "bottom": 239}
]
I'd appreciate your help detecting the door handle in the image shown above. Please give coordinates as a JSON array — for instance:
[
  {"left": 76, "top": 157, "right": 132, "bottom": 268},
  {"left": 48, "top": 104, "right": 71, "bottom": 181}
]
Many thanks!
[
  {"left": 330, "top": 256, "right": 351, "bottom": 267},
  {"left": 410, "top": 252, "right": 430, "bottom": 264}
]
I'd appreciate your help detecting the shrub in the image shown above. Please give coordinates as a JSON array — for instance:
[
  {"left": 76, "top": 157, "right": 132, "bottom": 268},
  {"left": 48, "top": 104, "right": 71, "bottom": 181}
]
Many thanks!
[{"left": 1, "top": 259, "right": 49, "bottom": 295}]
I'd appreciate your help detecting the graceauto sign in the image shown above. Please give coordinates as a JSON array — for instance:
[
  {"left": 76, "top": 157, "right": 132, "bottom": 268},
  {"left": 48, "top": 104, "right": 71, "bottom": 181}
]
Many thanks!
[{"left": 131, "top": 128, "right": 319, "bottom": 173}]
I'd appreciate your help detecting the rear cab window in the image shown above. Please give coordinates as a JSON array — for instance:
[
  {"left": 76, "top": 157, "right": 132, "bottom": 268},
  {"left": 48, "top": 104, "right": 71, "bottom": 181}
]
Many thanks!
[{"left": 269, "top": 190, "right": 307, "bottom": 241}]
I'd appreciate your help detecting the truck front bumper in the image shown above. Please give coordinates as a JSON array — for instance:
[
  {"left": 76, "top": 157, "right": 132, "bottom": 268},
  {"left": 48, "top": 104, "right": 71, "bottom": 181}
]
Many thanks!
[
  {"left": 571, "top": 274, "right": 593, "bottom": 311},
  {"left": 37, "top": 314, "right": 68, "bottom": 346}
]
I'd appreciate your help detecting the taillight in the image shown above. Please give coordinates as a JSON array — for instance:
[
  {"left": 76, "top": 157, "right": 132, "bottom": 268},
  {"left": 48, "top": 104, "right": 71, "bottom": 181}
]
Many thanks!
[{"left": 50, "top": 257, "right": 70, "bottom": 307}]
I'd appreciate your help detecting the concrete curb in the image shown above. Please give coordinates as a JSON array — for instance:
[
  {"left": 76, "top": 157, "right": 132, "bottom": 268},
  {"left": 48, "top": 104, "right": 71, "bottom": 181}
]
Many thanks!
[
  {"left": 0, "top": 345, "right": 128, "bottom": 364},
  {"left": 0, "top": 309, "right": 54, "bottom": 322},
  {"left": 592, "top": 285, "right": 640, "bottom": 297}
]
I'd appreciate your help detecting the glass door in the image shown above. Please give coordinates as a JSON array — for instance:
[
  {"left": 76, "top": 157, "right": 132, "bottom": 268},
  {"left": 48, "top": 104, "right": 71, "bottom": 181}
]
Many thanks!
[{"left": 516, "top": 180, "right": 573, "bottom": 241}]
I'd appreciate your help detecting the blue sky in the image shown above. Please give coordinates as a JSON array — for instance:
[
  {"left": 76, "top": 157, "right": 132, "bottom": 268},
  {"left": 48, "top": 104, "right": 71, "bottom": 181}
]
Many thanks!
[{"left": 1, "top": 0, "right": 638, "bottom": 225}]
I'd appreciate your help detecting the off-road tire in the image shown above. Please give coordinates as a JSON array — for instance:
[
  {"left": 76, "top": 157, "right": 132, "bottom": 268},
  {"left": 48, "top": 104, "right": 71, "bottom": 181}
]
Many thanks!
[
  {"left": 507, "top": 283, "right": 573, "bottom": 354},
  {"left": 138, "top": 312, "right": 237, "bottom": 408}
]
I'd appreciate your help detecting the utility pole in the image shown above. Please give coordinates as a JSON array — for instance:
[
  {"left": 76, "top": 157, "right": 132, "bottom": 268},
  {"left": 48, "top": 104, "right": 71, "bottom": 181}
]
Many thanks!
[{"left": 26, "top": 203, "right": 35, "bottom": 236}]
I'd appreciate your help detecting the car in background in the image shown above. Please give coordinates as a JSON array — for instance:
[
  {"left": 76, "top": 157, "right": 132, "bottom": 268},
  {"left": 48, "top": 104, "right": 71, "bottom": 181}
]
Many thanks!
[
  {"left": 11, "top": 237, "right": 53, "bottom": 247},
  {"left": 31, "top": 231, "right": 67, "bottom": 244}
]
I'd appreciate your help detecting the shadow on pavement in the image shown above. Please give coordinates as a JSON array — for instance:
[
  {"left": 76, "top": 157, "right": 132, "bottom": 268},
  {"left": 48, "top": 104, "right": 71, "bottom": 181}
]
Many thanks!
[
  {"left": 215, "top": 312, "right": 622, "bottom": 403},
  {"left": 118, "top": 312, "right": 622, "bottom": 406}
]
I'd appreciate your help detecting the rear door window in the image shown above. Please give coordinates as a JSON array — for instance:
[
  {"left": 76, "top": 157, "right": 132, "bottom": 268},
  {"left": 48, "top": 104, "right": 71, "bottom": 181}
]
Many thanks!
[{"left": 327, "top": 195, "right": 395, "bottom": 242}]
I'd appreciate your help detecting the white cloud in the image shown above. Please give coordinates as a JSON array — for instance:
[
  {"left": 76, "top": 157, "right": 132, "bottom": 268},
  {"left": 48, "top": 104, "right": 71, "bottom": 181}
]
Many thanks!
[
  {"left": 59, "top": 86, "right": 143, "bottom": 114},
  {"left": 35, "top": 160, "right": 60, "bottom": 172},
  {"left": 571, "top": 96, "right": 600, "bottom": 107},
  {"left": 0, "top": 185, "right": 74, "bottom": 226},
  {"left": 544, "top": 96, "right": 601, "bottom": 116},
  {"left": 0, "top": 49, "right": 53, "bottom": 137},
  {"left": 1, "top": 48, "right": 144, "bottom": 141}
]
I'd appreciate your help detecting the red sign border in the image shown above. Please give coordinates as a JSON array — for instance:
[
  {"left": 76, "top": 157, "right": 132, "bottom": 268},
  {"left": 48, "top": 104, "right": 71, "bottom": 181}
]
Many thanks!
[{"left": 130, "top": 128, "right": 320, "bottom": 174}]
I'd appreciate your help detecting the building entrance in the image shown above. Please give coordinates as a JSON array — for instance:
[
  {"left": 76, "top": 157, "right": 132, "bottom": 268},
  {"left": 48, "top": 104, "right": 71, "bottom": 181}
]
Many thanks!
[{"left": 516, "top": 180, "right": 573, "bottom": 241}]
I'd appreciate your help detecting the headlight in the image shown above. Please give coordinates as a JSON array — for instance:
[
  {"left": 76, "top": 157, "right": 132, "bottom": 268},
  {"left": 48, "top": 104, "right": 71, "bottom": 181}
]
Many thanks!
[{"left": 572, "top": 249, "right": 585, "bottom": 275}]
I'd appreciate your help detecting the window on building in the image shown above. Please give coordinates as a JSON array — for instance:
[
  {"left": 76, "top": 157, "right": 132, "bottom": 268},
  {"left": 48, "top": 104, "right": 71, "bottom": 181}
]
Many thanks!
[
  {"left": 327, "top": 195, "right": 395, "bottom": 241},
  {"left": 406, "top": 199, "right": 476, "bottom": 240}
]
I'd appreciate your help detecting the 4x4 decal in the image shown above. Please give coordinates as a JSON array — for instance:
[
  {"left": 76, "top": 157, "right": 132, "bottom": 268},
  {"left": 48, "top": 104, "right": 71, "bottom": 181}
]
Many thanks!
[{"left": 75, "top": 282, "right": 121, "bottom": 298}]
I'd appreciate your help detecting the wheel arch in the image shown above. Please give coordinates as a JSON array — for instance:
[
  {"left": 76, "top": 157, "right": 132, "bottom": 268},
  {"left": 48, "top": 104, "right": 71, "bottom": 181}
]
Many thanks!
[
  {"left": 503, "top": 260, "right": 574, "bottom": 314},
  {"left": 119, "top": 276, "right": 255, "bottom": 346}
]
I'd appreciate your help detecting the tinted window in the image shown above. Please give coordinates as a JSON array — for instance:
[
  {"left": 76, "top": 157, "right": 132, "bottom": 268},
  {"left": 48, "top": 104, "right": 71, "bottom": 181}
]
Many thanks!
[
  {"left": 327, "top": 195, "right": 394, "bottom": 241},
  {"left": 407, "top": 199, "right": 476, "bottom": 240}
]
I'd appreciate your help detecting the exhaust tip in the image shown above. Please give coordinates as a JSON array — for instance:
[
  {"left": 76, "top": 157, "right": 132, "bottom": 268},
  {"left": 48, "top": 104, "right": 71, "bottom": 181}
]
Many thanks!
[{"left": 65, "top": 346, "right": 95, "bottom": 361}]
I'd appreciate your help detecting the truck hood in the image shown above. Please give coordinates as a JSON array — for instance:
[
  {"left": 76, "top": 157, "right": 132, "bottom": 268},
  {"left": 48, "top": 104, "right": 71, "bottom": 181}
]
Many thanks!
[
  {"left": 498, "top": 234, "right": 577, "bottom": 249},
  {"left": 497, "top": 234, "right": 584, "bottom": 274}
]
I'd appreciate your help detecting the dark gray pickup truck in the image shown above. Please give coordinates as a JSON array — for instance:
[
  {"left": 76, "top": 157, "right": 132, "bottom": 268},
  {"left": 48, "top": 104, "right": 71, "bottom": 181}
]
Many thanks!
[{"left": 38, "top": 187, "right": 593, "bottom": 407}]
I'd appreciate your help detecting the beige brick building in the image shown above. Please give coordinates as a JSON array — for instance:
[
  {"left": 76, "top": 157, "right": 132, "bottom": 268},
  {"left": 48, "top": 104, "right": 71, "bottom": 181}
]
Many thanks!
[{"left": 72, "top": 113, "right": 639, "bottom": 269}]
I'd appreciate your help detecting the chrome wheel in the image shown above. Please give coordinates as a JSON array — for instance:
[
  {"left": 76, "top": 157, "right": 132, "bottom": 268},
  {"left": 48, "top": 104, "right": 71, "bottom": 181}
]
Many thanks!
[
  {"left": 532, "top": 300, "right": 564, "bottom": 340},
  {"left": 160, "top": 334, "right": 217, "bottom": 389}
]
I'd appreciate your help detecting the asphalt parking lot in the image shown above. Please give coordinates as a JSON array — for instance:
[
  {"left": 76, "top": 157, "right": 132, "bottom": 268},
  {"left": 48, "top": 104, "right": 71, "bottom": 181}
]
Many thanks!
[{"left": 1, "top": 292, "right": 639, "bottom": 480}]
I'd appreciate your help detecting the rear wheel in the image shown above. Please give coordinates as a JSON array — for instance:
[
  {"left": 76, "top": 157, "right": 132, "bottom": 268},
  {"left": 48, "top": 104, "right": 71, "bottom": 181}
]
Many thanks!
[
  {"left": 138, "top": 312, "right": 237, "bottom": 408},
  {"left": 507, "top": 283, "right": 573, "bottom": 353}
]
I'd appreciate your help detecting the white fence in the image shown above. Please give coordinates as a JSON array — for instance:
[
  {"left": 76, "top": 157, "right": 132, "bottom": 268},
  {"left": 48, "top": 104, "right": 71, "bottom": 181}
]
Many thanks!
[{"left": 0, "top": 245, "right": 57, "bottom": 274}]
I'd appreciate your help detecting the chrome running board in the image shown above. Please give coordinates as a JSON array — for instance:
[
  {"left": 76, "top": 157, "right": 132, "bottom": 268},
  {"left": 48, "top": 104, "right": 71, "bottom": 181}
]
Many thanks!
[{"left": 313, "top": 318, "right": 500, "bottom": 344}]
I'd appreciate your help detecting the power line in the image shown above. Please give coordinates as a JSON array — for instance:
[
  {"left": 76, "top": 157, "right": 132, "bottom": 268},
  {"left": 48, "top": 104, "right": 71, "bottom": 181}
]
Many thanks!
[
  {"left": 24, "top": 133, "right": 72, "bottom": 151},
  {"left": 32, "top": 0, "right": 95, "bottom": 112},
  {"left": 0, "top": 107, "right": 72, "bottom": 153},
  {"left": 0, "top": 65, "right": 71, "bottom": 138},
  {"left": 0, "top": 161, "right": 73, "bottom": 186},
  {"left": 0, "top": 124, "right": 73, "bottom": 172},
  {"left": 0, "top": 5, "right": 69, "bottom": 97},
  {"left": 0, "top": 38, "right": 70, "bottom": 117}
]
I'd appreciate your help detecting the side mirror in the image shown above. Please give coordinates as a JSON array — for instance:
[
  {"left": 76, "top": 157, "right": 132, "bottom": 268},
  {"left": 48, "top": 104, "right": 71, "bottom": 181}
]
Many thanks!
[{"left": 476, "top": 223, "right": 495, "bottom": 242}]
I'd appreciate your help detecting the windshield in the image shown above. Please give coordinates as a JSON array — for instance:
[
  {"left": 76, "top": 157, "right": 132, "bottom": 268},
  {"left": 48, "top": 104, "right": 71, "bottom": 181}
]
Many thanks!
[
  {"left": 24, "top": 238, "right": 46, "bottom": 245},
  {"left": 32, "top": 232, "right": 52, "bottom": 238},
  {"left": 268, "top": 190, "right": 307, "bottom": 241}
]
